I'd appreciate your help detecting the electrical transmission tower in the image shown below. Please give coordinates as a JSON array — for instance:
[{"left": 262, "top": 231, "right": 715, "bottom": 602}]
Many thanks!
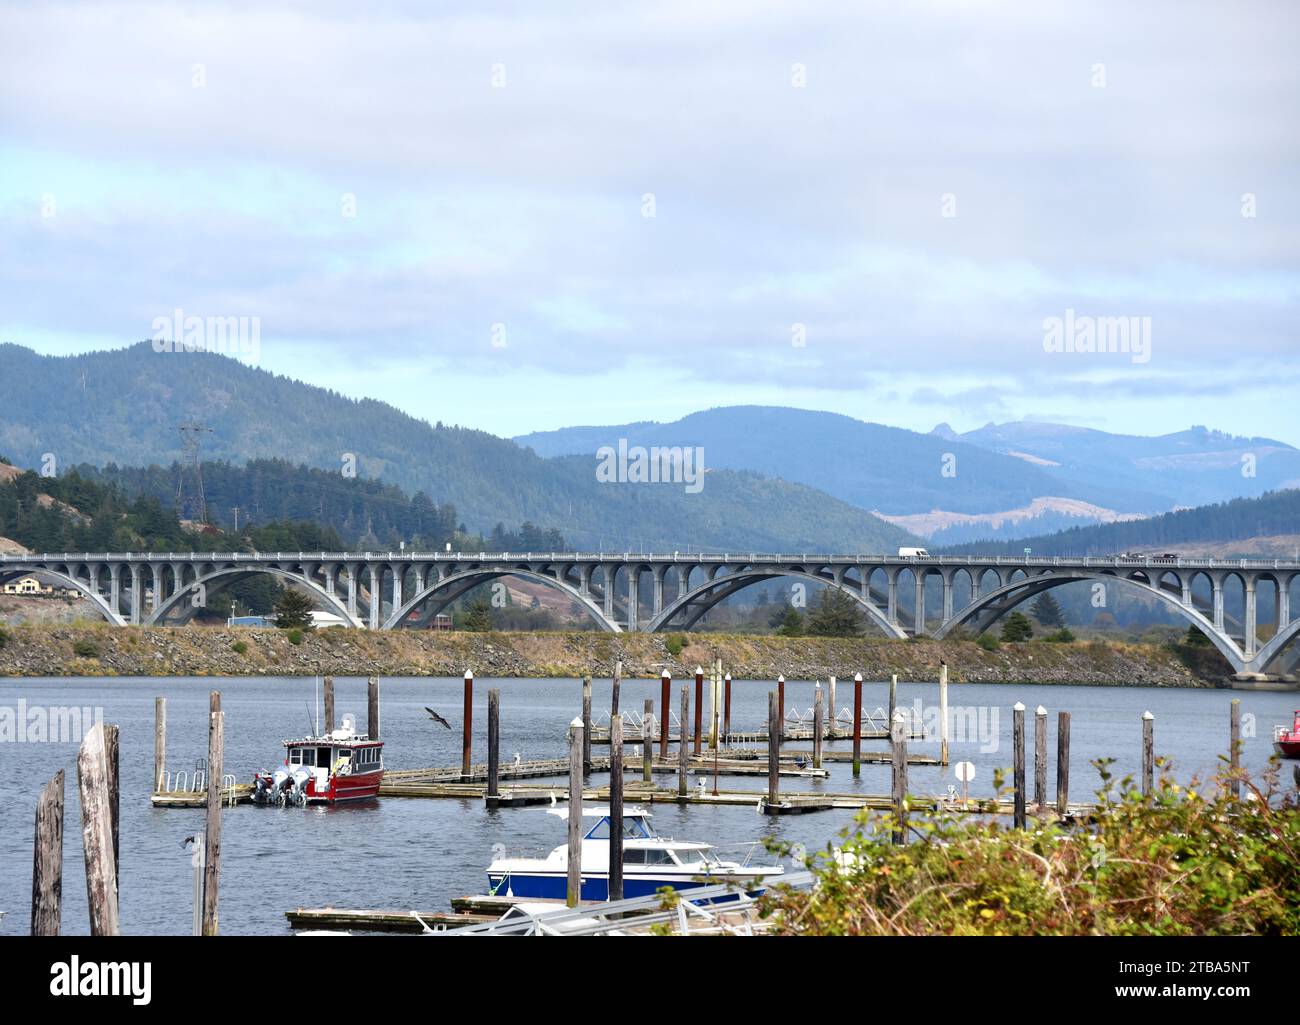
[{"left": 176, "top": 421, "right": 214, "bottom": 524}]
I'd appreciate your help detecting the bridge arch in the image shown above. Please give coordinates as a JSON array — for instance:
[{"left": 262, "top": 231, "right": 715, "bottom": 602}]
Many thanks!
[
  {"left": 383, "top": 568, "right": 618, "bottom": 631},
  {"left": 931, "top": 569, "right": 1248, "bottom": 672},
  {"left": 0, "top": 566, "right": 126, "bottom": 626},
  {"left": 645, "top": 567, "right": 908, "bottom": 638},
  {"left": 144, "top": 566, "right": 355, "bottom": 627}
]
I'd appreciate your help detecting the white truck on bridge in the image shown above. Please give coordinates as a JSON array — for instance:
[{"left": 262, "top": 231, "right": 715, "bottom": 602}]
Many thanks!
[{"left": 897, "top": 547, "right": 930, "bottom": 558}]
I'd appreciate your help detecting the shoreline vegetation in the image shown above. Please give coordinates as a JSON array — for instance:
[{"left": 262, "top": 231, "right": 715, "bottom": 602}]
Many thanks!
[{"left": 0, "top": 622, "right": 1233, "bottom": 685}]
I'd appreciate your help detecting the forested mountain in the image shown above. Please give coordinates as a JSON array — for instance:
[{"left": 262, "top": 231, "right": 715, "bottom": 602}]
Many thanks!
[
  {"left": 937, "top": 489, "right": 1300, "bottom": 557},
  {"left": 0, "top": 344, "right": 914, "bottom": 553}
]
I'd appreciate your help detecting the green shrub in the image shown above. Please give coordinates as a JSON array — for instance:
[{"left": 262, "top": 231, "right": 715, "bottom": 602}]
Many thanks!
[
  {"left": 1044, "top": 628, "right": 1076, "bottom": 643},
  {"left": 665, "top": 634, "right": 686, "bottom": 657},
  {"left": 976, "top": 632, "right": 1000, "bottom": 652},
  {"left": 231, "top": 640, "right": 249, "bottom": 655},
  {"left": 0, "top": 625, "right": 8, "bottom": 650},
  {"left": 286, "top": 628, "right": 305, "bottom": 646},
  {"left": 761, "top": 762, "right": 1300, "bottom": 935},
  {"left": 72, "top": 638, "right": 100, "bottom": 658}
]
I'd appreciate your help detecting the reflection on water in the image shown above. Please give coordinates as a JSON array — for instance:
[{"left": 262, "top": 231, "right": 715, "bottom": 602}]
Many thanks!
[{"left": 0, "top": 675, "right": 1293, "bottom": 935}]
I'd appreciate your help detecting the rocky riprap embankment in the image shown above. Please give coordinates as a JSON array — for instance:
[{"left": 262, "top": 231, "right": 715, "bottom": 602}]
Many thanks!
[{"left": 0, "top": 624, "right": 1226, "bottom": 686}]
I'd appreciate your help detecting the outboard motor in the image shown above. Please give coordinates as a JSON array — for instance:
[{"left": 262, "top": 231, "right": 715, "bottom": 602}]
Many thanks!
[{"left": 288, "top": 767, "right": 312, "bottom": 807}]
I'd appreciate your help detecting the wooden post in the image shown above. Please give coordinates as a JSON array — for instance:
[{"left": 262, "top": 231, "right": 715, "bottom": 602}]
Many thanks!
[
  {"left": 487, "top": 688, "right": 500, "bottom": 800},
  {"left": 1230, "top": 699, "right": 1241, "bottom": 799},
  {"left": 461, "top": 670, "right": 473, "bottom": 779},
  {"left": 31, "top": 769, "right": 64, "bottom": 936},
  {"left": 678, "top": 685, "right": 689, "bottom": 798},
  {"left": 643, "top": 698, "right": 654, "bottom": 783},
  {"left": 938, "top": 663, "right": 949, "bottom": 765},
  {"left": 777, "top": 674, "right": 785, "bottom": 741},
  {"left": 154, "top": 696, "right": 166, "bottom": 793},
  {"left": 105, "top": 724, "right": 120, "bottom": 892},
  {"left": 812, "top": 684, "right": 824, "bottom": 769},
  {"left": 828, "top": 676, "right": 836, "bottom": 738},
  {"left": 367, "top": 676, "right": 380, "bottom": 740},
  {"left": 611, "top": 660, "right": 623, "bottom": 717},
  {"left": 852, "top": 672, "right": 863, "bottom": 777},
  {"left": 77, "top": 723, "right": 119, "bottom": 936},
  {"left": 709, "top": 659, "right": 720, "bottom": 751},
  {"left": 1142, "top": 710, "right": 1154, "bottom": 797},
  {"left": 1056, "top": 711, "right": 1071, "bottom": 815},
  {"left": 610, "top": 713, "right": 625, "bottom": 901},
  {"left": 202, "top": 691, "right": 223, "bottom": 935},
  {"left": 767, "top": 690, "right": 780, "bottom": 811},
  {"left": 888, "top": 673, "right": 897, "bottom": 724},
  {"left": 659, "top": 670, "right": 670, "bottom": 760},
  {"left": 724, "top": 672, "right": 732, "bottom": 739},
  {"left": 1012, "top": 702, "right": 1026, "bottom": 829},
  {"left": 323, "top": 675, "right": 335, "bottom": 734},
  {"left": 582, "top": 675, "right": 592, "bottom": 773},
  {"left": 891, "top": 709, "right": 907, "bottom": 844},
  {"left": 693, "top": 666, "right": 703, "bottom": 755},
  {"left": 1034, "top": 705, "right": 1047, "bottom": 811},
  {"left": 567, "top": 718, "right": 584, "bottom": 907}
]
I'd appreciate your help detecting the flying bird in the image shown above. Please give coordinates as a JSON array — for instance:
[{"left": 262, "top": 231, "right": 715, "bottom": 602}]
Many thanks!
[{"left": 424, "top": 707, "right": 452, "bottom": 729}]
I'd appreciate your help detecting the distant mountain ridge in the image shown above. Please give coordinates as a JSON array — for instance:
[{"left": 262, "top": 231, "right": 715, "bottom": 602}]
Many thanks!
[{"left": 0, "top": 344, "right": 913, "bottom": 553}]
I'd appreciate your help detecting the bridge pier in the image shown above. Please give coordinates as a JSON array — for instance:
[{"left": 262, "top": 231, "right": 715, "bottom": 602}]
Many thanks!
[
  {"left": 129, "top": 565, "right": 142, "bottom": 625},
  {"left": 627, "top": 567, "right": 640, "bottom": 631},
  {"left": 913, "top": 571, "right": 926, "bottom": 637},
  {"left": 1244, "top": 580, "right": 1257, "bottom": 659}
]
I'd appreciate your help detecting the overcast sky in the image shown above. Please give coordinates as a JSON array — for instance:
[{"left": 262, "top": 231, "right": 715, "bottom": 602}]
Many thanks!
[{"left": 1, "top": 0, "right": 1297, "bottom": 442}]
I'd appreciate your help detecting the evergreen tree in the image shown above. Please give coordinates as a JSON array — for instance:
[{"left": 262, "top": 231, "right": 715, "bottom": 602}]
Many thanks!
[
  {"left": 460, "top": 595, "right": 494, "bottom": 632},
  {"left": 1030, "top": 592, "right": 1065, "bottom": 628},
  {"left": 807, "top": 587, "right": 865, "bottom": 637},
  {"left": 1184, "top": 624, "right": 1213, "bottom": 647},
  {"left": 273, "top": 587, "right": 315, "bottom": 629},
  {"left": 775, "top": 606, "right": 804, "bottom": 637},
  {"left": 1001, "top": 611, "right": 1034, "bottom": 642}
]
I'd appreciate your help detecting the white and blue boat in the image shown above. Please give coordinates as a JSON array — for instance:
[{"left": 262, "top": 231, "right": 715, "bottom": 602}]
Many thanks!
[{"left": 485, "top": 805, "right": 783, "bottom": 901}]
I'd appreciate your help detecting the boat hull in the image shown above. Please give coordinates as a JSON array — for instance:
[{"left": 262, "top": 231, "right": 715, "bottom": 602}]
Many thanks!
[
  {"left": 1274, "top": 740, "right": 1300, "bottom": 759},
  {"left": 486, "top": 871, "right": 770, "bottom": 902},
  {"left": 310, "top": 769, "right": 384, "bottom": 803}
]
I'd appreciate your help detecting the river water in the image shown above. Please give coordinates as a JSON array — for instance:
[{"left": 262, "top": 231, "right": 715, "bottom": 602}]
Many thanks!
[{"left": 0, "top": 675, "right": 1294, "bottom": 935}]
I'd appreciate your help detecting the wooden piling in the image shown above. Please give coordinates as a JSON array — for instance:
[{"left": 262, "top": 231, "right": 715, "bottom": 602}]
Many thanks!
[
  {"left": 154, "top": 696, "right": 166, "bottom": 792},
  {"left": 767, "top": 690, "right": 780, "bottom": 810},
  {"left": 611, "top": 660, "right": 623, "bottom": 717},
  {"left": 105, "top": 724, "right": 120, "bottom": 891},
  {"left": 324, "top": 675, "right": 335, "bottom": 734},
  {"left": 852, "top": 672, "right": 863, "bottom": 777},
  {"left": 643, "top": 699, "right": 654, "bottom": 784},
  {"left": 1034, "top": 706, "right": 1047, "bottom": 811},
  {"left": 888, "top": 673, "right": 897, "bottom": 724},
  {"left": 828, "top": 676, "right": 836, "bottom": 737},
  {"left": 812, "top": 685, "right": 824, "bottom": 769},
  {"left": 202, "top": 691, "right": 223, "bottom": 936},
  {"left": 31, "top": 769, "right": 64, "bottom": 936},
  {"left": 1142, "top": 710, "right": 1154, "bottom": 797},
  {"left": 461, "top": 670, "right": 473, "bottom": 779},
  {"left": 582, "top": 676, "right": 592, "bottom": 773},
  {"left": 609, "top": 713, "right": 624, "bottom": 902},
  {"left": 777, "top": 674, "right": 785, "bottom": 741},
  {"left": 678, "top": 685, "right": 689, "bottom": 798},
  {"left": 1012, "top": 703, "right": 1026, "bottom": 829},
  {"left": 659, "top": 670, "right": 670, "bottom": 760},
  {"left": 693, "top": 666, "right": 703, "bottom": 755},
  {"left": 567, "top": 718, "right": 583, "bottom": 907},
  {"left": 487, "top": 689, "right": 500, "bottom": 800},
  {"left": 1056, "top": 710, "right": 1071, "bottom": 815},
  {"left": 1230, "top": 699, "right": 1241, "bottom": 799},
  {"left": 890, "top": 709, "right": 907, "bottom": 844},
  {"left": 77, "top": 723, "right": 119, "bottom": 936},
  {"left": 367, "top": 676, "right": 380, "bottom": 740},
  {"left": 938, "top": 663, "right": 949, "bottom": 765},
  {"left": 724, "top": 672, "right": 732, "bottom": 738}
]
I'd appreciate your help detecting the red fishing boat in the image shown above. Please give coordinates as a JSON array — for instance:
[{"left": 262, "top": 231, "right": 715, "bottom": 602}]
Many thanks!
[
  {"left": 1273, "top": 711, "right": 1300, "bottom": 759},
  {"left": 251, "top": 714, "right": 384, "bottom": 805}
]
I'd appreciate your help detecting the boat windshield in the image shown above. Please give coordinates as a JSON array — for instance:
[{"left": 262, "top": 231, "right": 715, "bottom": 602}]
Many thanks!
[
  {"left": 584, "top": 816, "right": 654, "bottom": 841},
  {"left": 672, "top": 846, "right": 721, "bottom": 867}
]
